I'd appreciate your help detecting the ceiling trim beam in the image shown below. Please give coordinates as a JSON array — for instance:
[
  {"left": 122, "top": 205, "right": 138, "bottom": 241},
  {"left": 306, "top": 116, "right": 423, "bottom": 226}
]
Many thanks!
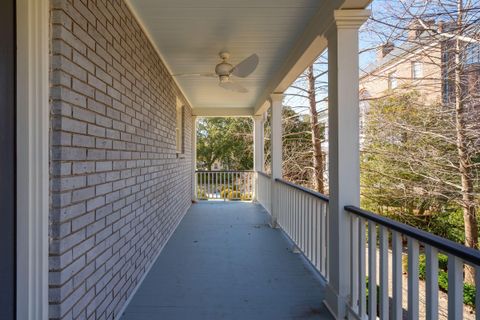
[{"left": 193, "top": 107, "right": 254, "bottom": 117}]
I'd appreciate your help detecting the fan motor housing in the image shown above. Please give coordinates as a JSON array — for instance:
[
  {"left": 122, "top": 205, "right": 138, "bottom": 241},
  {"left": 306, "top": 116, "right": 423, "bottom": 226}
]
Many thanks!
[{"left": 215, "top": 62, "right": 233, "bottom": 76}]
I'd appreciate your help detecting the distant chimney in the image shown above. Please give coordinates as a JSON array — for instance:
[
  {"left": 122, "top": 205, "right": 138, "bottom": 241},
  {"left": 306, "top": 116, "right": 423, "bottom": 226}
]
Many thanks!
[
  {"left": 408, "top": 19, "right": 436, "bottom": 40},
  {"left": 437, "top": 21, "right": 444, "bottom": 33},
  {"left": 437, "top": 21, "right": 456, "bottom": 34},
  {"left": 377, "top": 42, "right": 395, "bottom": 60}
]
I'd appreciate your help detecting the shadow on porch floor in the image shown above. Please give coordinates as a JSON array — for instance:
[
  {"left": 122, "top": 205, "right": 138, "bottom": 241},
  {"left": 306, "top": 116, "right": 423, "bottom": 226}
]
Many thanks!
[{"left": 120, "top": 202, "right": 333, "bottom": 320}]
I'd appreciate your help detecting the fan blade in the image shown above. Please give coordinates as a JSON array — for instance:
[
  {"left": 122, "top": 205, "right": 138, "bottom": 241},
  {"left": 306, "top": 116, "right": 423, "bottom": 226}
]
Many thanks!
[
  {"left": 219, "top": 80, "right": 248, "bottom": 93},
  {"left": 231, "top": 54, "right": 259, "bottom": 78},
  {"left": 172, "top": 73, "right": 217, "bottom": 78}
]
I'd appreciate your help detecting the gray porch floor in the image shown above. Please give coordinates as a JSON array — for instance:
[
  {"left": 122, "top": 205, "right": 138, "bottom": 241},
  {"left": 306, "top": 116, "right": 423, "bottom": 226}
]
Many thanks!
[{"left": 120, "top": 202, "right": 333, "bottom": 320}]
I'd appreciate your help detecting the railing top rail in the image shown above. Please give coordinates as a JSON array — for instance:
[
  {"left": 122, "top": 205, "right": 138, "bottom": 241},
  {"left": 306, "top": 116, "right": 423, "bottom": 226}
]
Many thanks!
[
  {"left": 195, "top": 170, "right": 254, "bottom": 173},
  {"left": 275, "top": 178, "right": 330, "bottom": 203},
  {"left": 345, "top": 205, "right": 480, "bottom": 266},
  {"left": 257, "top": 171, "right": 271, "bottom": 178}
]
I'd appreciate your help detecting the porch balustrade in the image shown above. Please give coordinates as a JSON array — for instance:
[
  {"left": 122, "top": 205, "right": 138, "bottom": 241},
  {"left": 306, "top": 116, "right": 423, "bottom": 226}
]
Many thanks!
[
  {"left": 275, "top": 178, "right": 330, "bottom": 280},
  {"left": 345, "top": 206, "right": 480, "bottom": 320},
  {"left": 195, "top": 170, "right": 254, "bottom": 201},
  {"left": 256, "top": 171, "right": 271, "bottom": 214},
  {"left": 250, "top": 171, "right": 480, "bottom": 320}
]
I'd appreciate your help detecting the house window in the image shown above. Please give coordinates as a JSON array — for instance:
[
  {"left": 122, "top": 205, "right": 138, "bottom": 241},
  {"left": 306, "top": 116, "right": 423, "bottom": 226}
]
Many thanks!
[
  {"left": 176, "top": 98, "right": 184, "bottom": 154},
  {"left": 388, "top": 71, "right": 398, "bottom": 89},
  {"left": 465, "top": 43, "right": 480, "bottom": 65},
  {"left": 411, "top": 61, "right": 423, "bottom": 79}
]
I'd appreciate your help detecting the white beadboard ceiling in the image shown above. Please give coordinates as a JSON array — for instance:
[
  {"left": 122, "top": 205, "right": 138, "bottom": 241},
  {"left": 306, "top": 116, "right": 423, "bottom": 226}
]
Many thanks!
[{"left": 127, "top": 0, "right": 326, "bottom": 111}]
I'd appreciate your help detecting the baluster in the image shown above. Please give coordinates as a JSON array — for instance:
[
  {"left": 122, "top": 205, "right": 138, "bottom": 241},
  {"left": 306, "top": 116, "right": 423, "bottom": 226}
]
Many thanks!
[
  {"left": 425, "top": 245, "right": 438, "bottom": 320},
  {"left": 407, "top": 238, "right": 419, "bottom": 320},
  {"left": 301, "top": 193, "right": 305, "bottom": 251},
  {"left": 314, "top": 199, "right": 318, "bottom": 270},
  {"left": 350, "top": 215, "right": 359, "bottom": 314},
  {"left": 476, "top": 266, "right": 480, "bottom": 320},
  {"left": 320, "top": 202, "right": 325, "bottom": 275},
  {"left": 202, "top": 172, "right": 205, "bottom": 199},
  {"left": 305, "top": 196, "right": 310, "bottom": 256},
  {"left": 392, "top": 231, "right": 403, "bottom": 320},
  {"left": 304, "top": 194, "right": 307, "bottom": 252},
  {"left": 379, "top": 226, "right": 389, "bottom": 320},
  {"left": 240, "top": 172, "right": 243, "bottom": 200},
  {"left": 306, "top": 196, "right": 311, "bottom": 259},
  {"left": 325, "top": 204, "right": 329, "bottom": 280},
  {"left": 207, "top": 171, "right": 210, "bottom": 199},
  {"left": 293, "top": 190, "right": 296, "bottom": 242},
  {"left": 316, "top": 201, "right": 320, "bottom": 272},
  {"left": 282, "top": 185, "right": 286, "bottom": 226},
  {"left": 358, "top": 217, "right": 367, "bottom": 318},
  {"left": 237, "top": 172, "right": 240, "bottom": 200},
  {"left": 229, "top": 172, "right": 231, "bottom": 200},
  {"left": 296, "top": 190, "right": 300, "bottom": 244},
  {"left": 447, "top": 255, "right": 463, "bottom": 320},
  {"left": 288, "top": 187, "right": 292, "bottom": 235},
  {"left": 223, "top": 172, "right": 226, "bottom": 200},
  {"left": 368, "top": 221, "right": 377, "bottom": 320},
  {"left": 309, "top": 197, "right": 313, "bottom": 261}
]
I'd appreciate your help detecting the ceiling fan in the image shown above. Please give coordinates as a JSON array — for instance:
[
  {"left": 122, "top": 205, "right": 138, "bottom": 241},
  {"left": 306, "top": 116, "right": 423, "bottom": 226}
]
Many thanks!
[{"left": 173, "top": 51, "right": 259, "bottom": 93}]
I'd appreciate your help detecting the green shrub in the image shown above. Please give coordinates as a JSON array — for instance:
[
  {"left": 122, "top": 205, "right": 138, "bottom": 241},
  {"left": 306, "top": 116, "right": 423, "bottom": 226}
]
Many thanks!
[{"left": 415, "top": 253, "right": 476, "bottom": 308}]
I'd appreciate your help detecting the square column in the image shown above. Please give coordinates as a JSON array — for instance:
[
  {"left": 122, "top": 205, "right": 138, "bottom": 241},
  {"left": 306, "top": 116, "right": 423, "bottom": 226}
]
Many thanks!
[
  {"left": 325, "top": 9, "right": 370, "bottom": 319},
  {"left": 191, "top": 116, "right": 198, "bottom": 201},
  {"left": 270, "top": 93, "right": 283, "bottom": 227},
  {"left": 253, "top": 115, "right": 265, "bottom": 201},
  {"left": 253, "top": 115, "right": 265, "bottom": 173}
]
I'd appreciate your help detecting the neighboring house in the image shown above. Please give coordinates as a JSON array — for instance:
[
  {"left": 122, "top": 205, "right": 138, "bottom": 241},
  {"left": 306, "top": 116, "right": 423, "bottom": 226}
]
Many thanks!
[{"left": 360, "top": 20, "right": 480, "bottom": 106}]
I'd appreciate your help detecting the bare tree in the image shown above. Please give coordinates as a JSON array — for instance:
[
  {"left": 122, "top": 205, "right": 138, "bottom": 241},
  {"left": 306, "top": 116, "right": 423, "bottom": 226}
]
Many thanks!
[
  {"left": 284, "top": 54, "right": 328, "bottom": 193},
  {"left": 453, "top": 0, "right": 478, "bottom": 283},
  {"left": 360, "top": 0, "right": 480, "bottom": 283}
]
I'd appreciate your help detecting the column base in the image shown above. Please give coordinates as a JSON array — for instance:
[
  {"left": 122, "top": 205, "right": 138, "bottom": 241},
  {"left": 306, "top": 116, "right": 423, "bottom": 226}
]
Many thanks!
[
  {"left": 269, "top": 217, "right": 278, "bottom": 229},
  {"left": 324, "top": 283, "right": 348, "bottom": 319}
]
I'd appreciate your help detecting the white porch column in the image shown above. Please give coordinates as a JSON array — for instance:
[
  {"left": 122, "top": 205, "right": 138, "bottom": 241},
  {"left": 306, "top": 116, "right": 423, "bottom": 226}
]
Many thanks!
[
  {"left": 324, "top": 9, "right": 370, "bottom": 319},
  {"left": 191, "top": 116, "right": 198, "bottom": 201},
  {"left": 270, "top": 93, "right": 283, "bottom": 227},
  {"left": 253, "top": 115, "right": 264, "bottom": 173},
  {"left": 253, "top": 115, "right": 264, "bottom": 201}
]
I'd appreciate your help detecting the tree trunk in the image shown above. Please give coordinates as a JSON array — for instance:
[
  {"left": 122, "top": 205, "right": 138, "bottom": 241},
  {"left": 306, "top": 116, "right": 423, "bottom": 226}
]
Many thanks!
[
  {"left": 454, "top": 0, "right": 478, "bottom": 285},
  {"left": 307, "top": 65, "right": 325, "bottom": 194}
]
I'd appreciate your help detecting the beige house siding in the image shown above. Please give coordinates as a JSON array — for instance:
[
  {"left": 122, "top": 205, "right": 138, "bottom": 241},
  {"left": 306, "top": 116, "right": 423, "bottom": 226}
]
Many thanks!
[
  {"left": 360, "top": 44, "right": 444, "bottom": 105},
  {"left": 49, "top": 1, "right": 193, "bottom": 319}
]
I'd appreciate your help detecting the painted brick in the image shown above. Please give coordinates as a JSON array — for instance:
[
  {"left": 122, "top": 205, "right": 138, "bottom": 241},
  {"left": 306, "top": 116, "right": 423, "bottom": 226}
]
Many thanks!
[{"left": 49, "top": 1, "right": 193, "bottom": 319}]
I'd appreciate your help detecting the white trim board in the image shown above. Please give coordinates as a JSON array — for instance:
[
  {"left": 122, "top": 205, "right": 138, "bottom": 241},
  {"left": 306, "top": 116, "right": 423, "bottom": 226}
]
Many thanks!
[
  {"left": 16, "top": 0, "right": 50, "bottom": 319},
  {"left": 193, "top": 107, "right": 254, "bottom": 117}
]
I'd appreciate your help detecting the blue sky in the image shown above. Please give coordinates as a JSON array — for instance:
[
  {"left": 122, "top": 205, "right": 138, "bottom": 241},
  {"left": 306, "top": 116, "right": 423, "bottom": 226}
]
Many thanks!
[{"left": 284, "top": 0, "right": 480, "bottom": 113}]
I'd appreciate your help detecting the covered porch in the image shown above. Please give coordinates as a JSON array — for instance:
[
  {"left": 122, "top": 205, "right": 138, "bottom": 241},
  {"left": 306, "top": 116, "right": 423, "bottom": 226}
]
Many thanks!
[
  {"left": 121, "top": 202, "right": 332, "bottom": 320},
  {"left": 8, "top": 0, "right": 480, "bottom": 319}
]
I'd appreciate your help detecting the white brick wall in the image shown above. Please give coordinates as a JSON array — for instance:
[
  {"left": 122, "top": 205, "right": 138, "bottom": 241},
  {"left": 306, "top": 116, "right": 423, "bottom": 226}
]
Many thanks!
[{"left": 49, "top": 1, "right": 193, "bottom": 318}]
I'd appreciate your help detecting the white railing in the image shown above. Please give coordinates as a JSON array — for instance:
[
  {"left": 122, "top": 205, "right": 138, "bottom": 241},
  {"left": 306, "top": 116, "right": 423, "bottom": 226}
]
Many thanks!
[
  {"left": 256, "top": 176, "right": 480, "bottom": 320},
  {"left": 275, "top": 178, "right": 330, "bottom": 279},
  {"left": 256, "top": 171, "right": 271, "bottom": 213},
  {"left": 345, "top": 205, "right": 480, "bottom": 320},
  {"left": 195, "top": 170, "right": 254, "bottom": 201}
]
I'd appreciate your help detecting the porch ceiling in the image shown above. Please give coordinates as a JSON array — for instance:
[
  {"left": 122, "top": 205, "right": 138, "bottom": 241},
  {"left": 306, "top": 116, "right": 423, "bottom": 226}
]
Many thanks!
[{"left": 127, "top": 0, "right": 370, "bottom": 115}]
